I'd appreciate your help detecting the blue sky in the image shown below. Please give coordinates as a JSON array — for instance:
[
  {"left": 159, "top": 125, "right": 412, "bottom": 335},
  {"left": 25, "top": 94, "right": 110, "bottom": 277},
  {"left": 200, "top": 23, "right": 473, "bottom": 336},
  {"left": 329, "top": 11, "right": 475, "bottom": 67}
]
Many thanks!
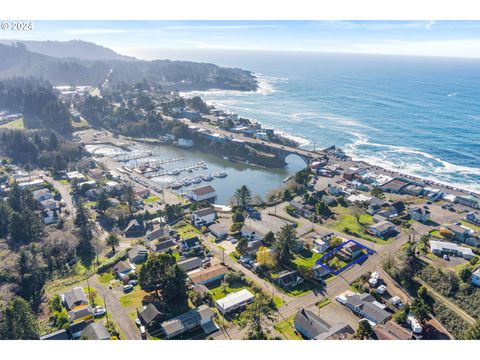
[{"left": 3, "top": 20, "right": 480, "bottom": 58}]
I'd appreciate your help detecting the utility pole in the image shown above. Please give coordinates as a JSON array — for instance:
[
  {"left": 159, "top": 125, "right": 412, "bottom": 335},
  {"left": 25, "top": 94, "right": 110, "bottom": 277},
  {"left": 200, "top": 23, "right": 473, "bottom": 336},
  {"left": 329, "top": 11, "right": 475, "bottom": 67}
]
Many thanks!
[
  {"left": 86, "top": 278, "right": 93, "bottom": 305},
  {"left": 104, "top": 295, "right": 109, "bottom": 322}
]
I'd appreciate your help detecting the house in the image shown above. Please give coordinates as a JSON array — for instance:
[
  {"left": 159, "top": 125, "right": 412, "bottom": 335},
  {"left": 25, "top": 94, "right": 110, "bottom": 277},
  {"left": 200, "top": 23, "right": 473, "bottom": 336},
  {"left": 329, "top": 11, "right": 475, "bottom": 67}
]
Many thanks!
[
  {"left": 345, "top": 293, "right": 391, "bottom": 325},
  {"left": 407, "top": 315, "right": 423, "bottom": 334},
  {"left": 465, "top": 212, "right": 480, "bottom": 226},
  {"left": 471, "top": 269, "right": 480, "bottom": 287},
  {"left": 43, "top": 209, "right": 60, "bottom": 225},
  {"left": 178, "top": 236, "right": 202, "bottom": 254},
  {"left": 275, "top": 270, "right": 303, "bottom": 289},
  {"left": 444, "top": 223, "right": 475, "bottom": 241},
  {"left": 68, "top": 321, "right": 89, "bottom": 339},
  {"left": 40, "top": 198, "right": 59, "bottom": 211},
  {"left": 402, "top": 184, "right": 425, "bottom": 196},
  {"left": 321, "top": 195, "right": 337, "bottom": 206},
  {"left": 187, "top": 185, "right": 216, "bottom": 202},
  {"left": 160, "top": 305, "right": 217, "bottom": 339},
  {"left": 137, "top": 303, "right": 164, "bottom": 330},
  {"left": 367, "top": 197, "right": 387, "bottom": 215},
  {"left": 62, "top": 287, "right": 88, "bottom": 310},
  {"left": 346, "top": 194, "right": 372, "bottom": 204},
  {"left": 81, "top": 322, "right": 111, "bottom": 340},
  {"left": 410, "top": 207, "right": 431, "bottom": 222},
  {"left": 312, "top": 264, "right": 331, "bottom": 280},
  {"left": 113, "top": 260, "right": 136, "bottom": 279},
  {"left": 66, "top": 171, "right": 85, "bottom": 182},
  {"left": 289, "top": 200, "right": 314, "bottom": 218},
  {"left": 40, "top": 329, "right": 69, "bottom": 340},
  {"left": 294, "top": 308, "right": 354, "bottom": 340},
  {"left": 455, "top": 195, "right": 480, "bottom": 209},
  {"left": 188, "top": 265, "right": 228, "bottom": 285},
  {"left": 375, "top": 321, "right": 414, "bottom": 340},
  {"left": 215, "top": 289, "right": 254, "bottom": 314},
  {"left": 246, "top": 239, "right": 264, "bottom": 255},
  {"left": 368, "top": 220, "right": 397, "bottom": 238},
  {"left": 33, "top": 188, "right": 53, "bottom": 202},
  {"left": 241, "top": 224, "right": 265, "bottom": 241},
  {"left": 313, "top": 232, "right": 335, "bottom": 253},
  {"left": 145, "top": 227, "right": 176, "bottom": 241},
  {"left": 379, "top": 178, "right": 410, "bottom": 193},
  {"left": 136, "top": 188, "right": 150, "bottom": 199},
  {"left": 177, "top": 257, "right": 203, "bottom": 272},
  {"left": 68, "top": 305, "right": 94, "bottom": 323},
  {"left": 149, "top": 238, "right": 177, "bottom": 253},
  {"left": 123, "top": 219, "right": 145, "bottom": 237},
  {"left": 390, "top": 201, "right": 406, "bottom": 215},
  {"left": 339, "top": 241, "right": 365, "bottom": 261},
  {"left": 128, "top": 245, "right": 148, "bottom": 263},
  {"left": 191, "top": 208, "right": 216, "bottom": 227},
  {"left": 429, "top": 240, "right": 474, "bottom": 260},
  {"left": 208, "top": 223, "right": 228, "bottom": 239}
]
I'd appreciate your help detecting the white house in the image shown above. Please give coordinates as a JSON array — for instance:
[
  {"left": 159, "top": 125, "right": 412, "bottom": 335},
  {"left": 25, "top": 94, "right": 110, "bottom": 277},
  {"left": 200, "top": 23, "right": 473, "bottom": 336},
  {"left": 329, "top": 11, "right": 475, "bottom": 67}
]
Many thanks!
[
  {"left": 429, "top": 240, "right": 474, "bottom": 260},
  {"left": 187, "top": 185, "right": 216, "bottom": 202},
  {"left": 313, "top": 232, "right": 335, "bottom": 253},
  {"left": 66, "top": 171, "right": 85, "bottom": 182},
  {"left": 208, "top": 223, "right": 228, "bottom": 239},
  {"left": 191, "top": 208, "right": 216, "bottom": 227},
  {"left": 368, "top": 220, "right": 397, "bottom": 238},
  {"left": 409, "top": 207, "right": 431, "bottom": 222},
  {"left": 472, "top": 269, "right": 480, "bottom": 287},
  {"left": 215, "top": 289, "right": 254, "bottom": 314}
]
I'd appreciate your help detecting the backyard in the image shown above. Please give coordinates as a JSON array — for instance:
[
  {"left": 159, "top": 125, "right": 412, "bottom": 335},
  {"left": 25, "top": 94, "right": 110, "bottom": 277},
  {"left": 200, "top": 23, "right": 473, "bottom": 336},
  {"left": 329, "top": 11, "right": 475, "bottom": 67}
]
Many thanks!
[
  {"left": 274, "top": 314, "right": 302, "bottom": 340},
  {"left": 174, "top": 222, "right": 201, "bottom": 239}
]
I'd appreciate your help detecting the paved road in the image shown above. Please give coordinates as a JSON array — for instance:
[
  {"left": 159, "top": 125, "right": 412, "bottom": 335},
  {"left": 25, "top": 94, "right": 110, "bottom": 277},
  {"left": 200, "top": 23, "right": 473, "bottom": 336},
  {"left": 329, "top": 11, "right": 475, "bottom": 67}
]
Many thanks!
[
  {"left": 39, "top": 172, "right": 75, "bottom": 217},
  {"left": 84, "top": 277, "right": 140, "bottom": 340}
]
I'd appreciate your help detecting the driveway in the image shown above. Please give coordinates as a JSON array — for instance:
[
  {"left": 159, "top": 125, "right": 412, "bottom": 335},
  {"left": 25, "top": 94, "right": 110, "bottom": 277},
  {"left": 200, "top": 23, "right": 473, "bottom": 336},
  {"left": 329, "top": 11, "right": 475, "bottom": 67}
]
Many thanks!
[{"left": 83, "top": 276, "right": 140, "bottom": 340}]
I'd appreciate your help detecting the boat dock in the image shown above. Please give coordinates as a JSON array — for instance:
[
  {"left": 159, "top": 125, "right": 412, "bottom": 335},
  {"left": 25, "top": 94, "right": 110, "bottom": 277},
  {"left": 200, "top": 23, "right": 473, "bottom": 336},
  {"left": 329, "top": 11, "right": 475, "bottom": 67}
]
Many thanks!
[
  {"left": 112, "top": 151, "right": 154, "bottom": 162},
  {"left": 144, "top": 161, "right": 207, "bottom": 178}
]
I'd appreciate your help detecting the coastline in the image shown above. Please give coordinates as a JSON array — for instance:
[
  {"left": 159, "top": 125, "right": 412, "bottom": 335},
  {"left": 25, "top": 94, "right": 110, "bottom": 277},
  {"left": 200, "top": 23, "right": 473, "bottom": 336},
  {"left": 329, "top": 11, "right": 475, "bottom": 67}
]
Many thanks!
[{"left": 181, "top": 73, "right": 480, "bottom": 196}]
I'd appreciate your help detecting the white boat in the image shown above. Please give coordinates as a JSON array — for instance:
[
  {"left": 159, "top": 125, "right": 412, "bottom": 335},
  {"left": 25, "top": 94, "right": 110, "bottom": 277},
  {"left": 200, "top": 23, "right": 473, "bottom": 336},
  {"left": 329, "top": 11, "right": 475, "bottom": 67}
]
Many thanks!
[
  {"left": 202, "top": 174, "right": 213, "bottom": 181},
  {"left": 283, "top": 174, "right": 294, "bottom": 183},
  {"left": 215, "top": 170, "right": 227, "bottom": 178}
]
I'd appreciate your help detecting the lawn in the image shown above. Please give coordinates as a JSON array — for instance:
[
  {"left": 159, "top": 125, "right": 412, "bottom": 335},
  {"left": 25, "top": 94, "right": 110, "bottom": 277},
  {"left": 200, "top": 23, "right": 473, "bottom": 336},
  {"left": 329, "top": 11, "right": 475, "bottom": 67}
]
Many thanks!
[
  {"left": 274, "top": 314, "right": 302, "bottom": 340},
  {"left": 208, "top": 280, "right": 250, "bottom": 301},
  {"left": 292, "top": 249, "right": 322, "bottom": 268},
  {"left": 316, "top": 297, "right": 331, "bottom": 309},
  {"left": 461, "top": 220, "right": 480, "bottom": 232},
  {"left": 59, "top": 179, "right": 70, "bottom": 186},
  {"left": 330, "top": 207, "right": 387, "bottom": 244},
  {"left": 144, "top": 196, "right": 160, "bottom": 203},
  {"left": 0, "top": 117, "right": 24, "bottom": 129},
  {"left": 83, "top": 286, "right": 104, "bottom": 307},
  {"left": 98, "top": 272, "right": 115, "bottom": 285},
  {"left": 283, "top": 281, "right": 314, "bottom": 297},
  {"left": 118, "top": 286, "right": 145, "bottom": 308},
  {"left": 174, "top": 223, "right": 201, "bottom": 239}
]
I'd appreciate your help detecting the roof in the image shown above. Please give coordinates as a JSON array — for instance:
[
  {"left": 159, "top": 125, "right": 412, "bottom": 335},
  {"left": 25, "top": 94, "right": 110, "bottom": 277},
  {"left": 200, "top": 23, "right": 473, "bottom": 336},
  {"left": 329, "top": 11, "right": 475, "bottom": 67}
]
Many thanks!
[
  {"left": 161, "top": 305, "right": 214, "bottom": 337},
  {"left": 189, "top": 265, "right": 228, "bottom": 284},
  {"left": 314, "top": 322, "right": 355, "bottom": 340},
  {"left": 179, "top": 236, "right": 201, "bottom": 248},
  {"left": 192, "top": 207, "right": 216, "bottom": 217},
  {"left": 124, "top": 218, "right": 144, "bottom": 233},
  {"left": 177, "top": 257, "right": 203, "bottom": 272},
  {"left": 68, "top": 305, "right": 94, "bottom": 322},
  {"left": 81, "top": 322, "right": 111, "bottom": 340},
  {"left": 391, "top": 201, "right": 406, "bottom": 213},
  {"left": 62, "top": 287, "right": 88, "bottom": 310},
  {"left": 114, "top": 260, "right": 133, "bottom": 274},
  {"left": 429, "top": 240, "right": 474, "bottom": 257},
  {"left": 40, "top": 329, "right": 69, "bottom": 340},
  {"left": 294, "top": 308, "right": 330, "bottom": 337},
  {"left": 346, "top": 293, "right": 390, "bottom": 324},
  {"left": 369, "top": 220, "right": 396, "bottom": 232},
  {"left": 375, "top": 321, "right": 413, "bottom": 340},
  {"left": 150, "top": 238, "right": 177, "bottom": 252},
  {"left": 215, "top": 289, "right": 254, "bottom": 311},
  {"left": 128, "top": 245, "right": 148, "bottom": 259},
  {"left": 138, "top": 303, "right": 163, "bottom": 325},
  {"left": 191, "top": 185, "right": 215, "bottom": 196},
  {"left": 208, "top": 223, "right": 228, "bottom": 234},
  {"left": 380, "top": 178, "right": 410, "bottom": 191},
  {"left": 68, "top": 320, "right": 88, "bottom": 335}
]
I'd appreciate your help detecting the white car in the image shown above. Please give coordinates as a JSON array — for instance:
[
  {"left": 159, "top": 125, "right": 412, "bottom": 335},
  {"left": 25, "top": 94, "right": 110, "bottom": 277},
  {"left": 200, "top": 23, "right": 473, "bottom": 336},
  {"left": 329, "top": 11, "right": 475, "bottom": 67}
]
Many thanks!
[
  {"left": 93, "top": 306, "right": 106, "bottom": 317},
  {"left": 123, "top": 284, "right": 134, "bottom": 293}
]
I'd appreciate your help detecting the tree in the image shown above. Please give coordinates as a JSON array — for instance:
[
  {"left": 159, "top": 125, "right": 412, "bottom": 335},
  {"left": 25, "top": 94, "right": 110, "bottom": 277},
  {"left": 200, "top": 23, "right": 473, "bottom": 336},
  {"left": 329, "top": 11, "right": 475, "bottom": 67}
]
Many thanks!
[
  {"left": 74, "top": 200, "right": 89, "bottom": 227},
  {"left": 371, "top": 186, "right": 385, "bottom": 199},
  {"left": 283, "top": 189, "right": 292, "bottom": 201},
  {"left": 329, "top": 236, "right": 343, "bottom": 249},
  {"left": 315, "top": 201, "right": 331, "bottom": 217},
  {"left": 393, "top": 309, "right": 407, "bottom": 325},
  {"left": 459, "top": 267, "right": 472, "bottom": 283},
  {"left": 0, "top": 202, "right": 11, "bottom": 237},
  {"left": 273, "top": 224, "right": 297, "bottom": 265},
  {"left": 411, "top": 298, "right": 430, "bottom": 324},
  {"left": 417, "top": 286, "right": 433, "bottom": 307},
  {"left": 355, "top": 319, "right": 373, "bottom": 339},
  {"left": 462, "top": 321, "right": 480, "bottom": 340},
  {"left": 17, "top": 246, "right": 48, "bottom": 308},
  {"left": 236, "top": 237, "right": 249, "bottom": 256},
  {"left": 240, "top": 294, "right": 277, "bottom": 340},
  {"left": 0, "top": 297, "right": 39, "bottom": 339},
  {"left": 139, "top": 253, "right": 188, "bottom": 312},
  {"left": 263, "top": 231, "right": 276, "bottom": 247},
  {"left": 232, "top": 210, "right": 245, "bottom": 223},
  {"left": 123, "top": 185, "right": 135, "bottom": 214},
  {"left": 97, "top": 192, "right": 111, "bottom": 213},
  {"left": 106, "top": 233, "right": 120, "bottom": 254},
  {"left": 233, "top": 185, "right": 252, "bottom": 209}
]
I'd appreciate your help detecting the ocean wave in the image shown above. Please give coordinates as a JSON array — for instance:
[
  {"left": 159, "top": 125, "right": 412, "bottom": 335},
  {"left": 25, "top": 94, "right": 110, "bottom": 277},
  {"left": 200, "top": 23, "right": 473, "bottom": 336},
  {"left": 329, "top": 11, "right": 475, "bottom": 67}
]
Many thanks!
[
  {"left": 275, "top": 130, "right": 311, "bottom": 147},
  {"left": 344, "top": 133, "right": 480, "bottom": 193}
]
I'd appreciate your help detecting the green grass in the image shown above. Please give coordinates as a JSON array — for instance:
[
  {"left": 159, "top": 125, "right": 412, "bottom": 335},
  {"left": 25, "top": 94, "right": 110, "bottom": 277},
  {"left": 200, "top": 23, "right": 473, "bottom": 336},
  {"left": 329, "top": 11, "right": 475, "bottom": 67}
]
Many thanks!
[
  {"left": 430, "top": 230, "right": 443, "bottom": 239},
  {"left": 118, "top": 287, "right": 145, "bottom": 308},
  {"left": 460, "top": 220, "right": 480, "bottom": 232},
  {"left": 144, "top": 196, "right": 160, "bottom": 203},
  {"left": 316, "top": 297, "right": 331, "bottom": 309},
  {"left": 98, "top": 272, "right": 115, "bottom": 285},
  {"left": 174, "top": 223, "right": 201, "bottom": 239},
  {"left": 0, "top": 117, "right": 24, "bottom": 129},
  {"left": 59, "top": 179, "right": 70, "bottom": 186},
  {"left": 359, "top": 214, "right": 374, "bottom": 225},
  {"left": 172, "top": 251, "right": 181, "bottom": 261},
  {"left": 275, "top": 314, "right": 302, "bottom": 340},
  {"left": 208, "top": 280, "right": 250, "bottom": 301},
  {"left": 283, "top": 281, "right": 314, "bottom": 297},
  {"left": 272, "top": 295, "right": 284, "bottom": 308},
  {"left": 83, "top": 286, "right": 104, "bottom": 307},
  {"left": 292, "top": 250, "right": 322, "bottom": 268}
]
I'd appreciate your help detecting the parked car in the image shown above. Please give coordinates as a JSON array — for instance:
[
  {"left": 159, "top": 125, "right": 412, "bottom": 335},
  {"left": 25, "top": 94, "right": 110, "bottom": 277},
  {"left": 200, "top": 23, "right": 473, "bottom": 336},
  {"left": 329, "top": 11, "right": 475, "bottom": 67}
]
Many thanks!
[
  {"left": 123, "top": 284, "right": 134, "bottom": 293},
  {"left": 443, "top": 254, "right": 450, "bottom": 261},
  {"left": 129, "top": 280, "right": 138, "bottom": 286},
  {"left": 93, "top": 306, "right": 106, "bottom": 317}
]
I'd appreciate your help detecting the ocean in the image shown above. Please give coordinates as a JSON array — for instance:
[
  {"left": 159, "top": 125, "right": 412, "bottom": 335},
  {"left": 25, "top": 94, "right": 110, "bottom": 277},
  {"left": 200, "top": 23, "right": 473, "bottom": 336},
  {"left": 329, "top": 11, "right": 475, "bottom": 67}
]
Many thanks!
[{"left": 145, "top": 49, "right": 480, "bottom": 193}]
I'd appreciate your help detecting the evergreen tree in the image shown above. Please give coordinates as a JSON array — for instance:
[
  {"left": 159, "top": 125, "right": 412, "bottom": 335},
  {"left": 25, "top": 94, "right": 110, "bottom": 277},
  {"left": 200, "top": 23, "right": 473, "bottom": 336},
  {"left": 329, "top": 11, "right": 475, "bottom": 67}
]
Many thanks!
[{"left": 0, "top": 297, "right": 39, "bottom": 340}]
